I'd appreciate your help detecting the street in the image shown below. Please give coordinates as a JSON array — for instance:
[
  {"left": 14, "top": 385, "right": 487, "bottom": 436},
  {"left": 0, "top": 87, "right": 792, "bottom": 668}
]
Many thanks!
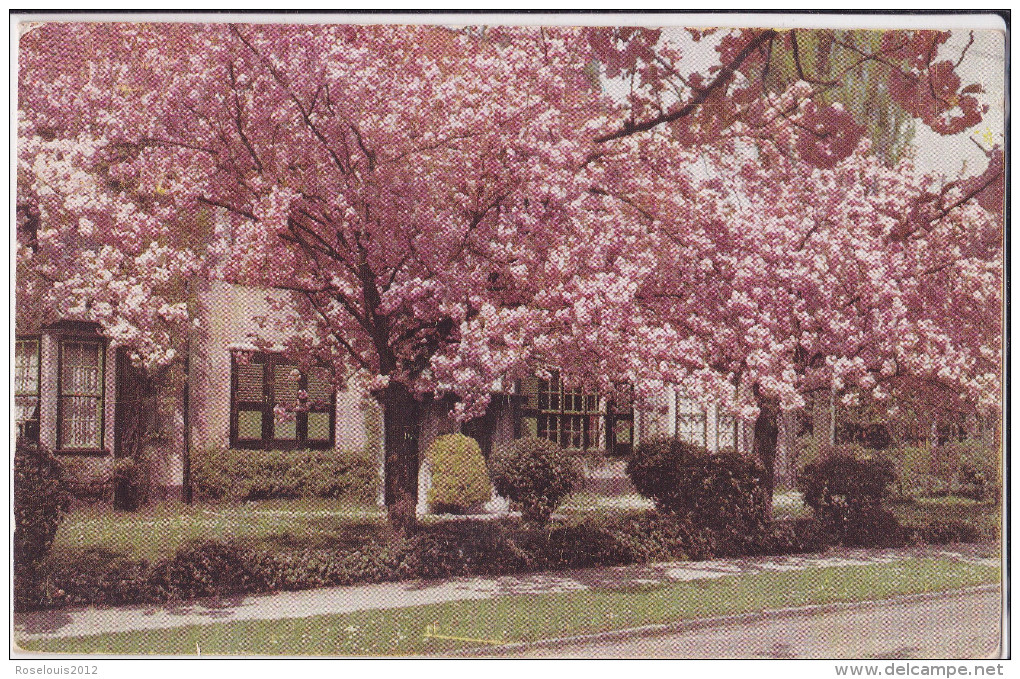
[{"left": 504, "top": 589, "right": 1003, "bottom": 659}]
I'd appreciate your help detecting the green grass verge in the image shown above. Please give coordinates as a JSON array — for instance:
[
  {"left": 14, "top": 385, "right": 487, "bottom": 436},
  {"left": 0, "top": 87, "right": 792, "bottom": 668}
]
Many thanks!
[{"left": 21, "top": 557, "right": 999, "bottom": 656}]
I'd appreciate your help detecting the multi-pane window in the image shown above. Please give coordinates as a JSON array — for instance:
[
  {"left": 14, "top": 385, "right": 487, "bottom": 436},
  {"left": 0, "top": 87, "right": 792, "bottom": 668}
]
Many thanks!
[
  {"left": 519, "top": 371, "right": 600, "bottom": 450},
  {"left": 58, "top": 340, "right": 105, "bottom": 450},
  {"left": 675, "top": 392, "right": 707, "bottom": 447},
  {"left": 716, "top": 410, "right": 738, "bottom": 451},
  {"left": 15, "top": 338, "right": 41, "bottom": 443},
  {"left": 231, "top": 352, "right": 335, "bottom": 449}
]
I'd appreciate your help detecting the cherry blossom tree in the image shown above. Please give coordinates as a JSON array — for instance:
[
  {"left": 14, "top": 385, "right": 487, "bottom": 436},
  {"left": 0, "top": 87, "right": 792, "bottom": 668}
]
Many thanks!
[
  {"left": 18, "top": 22, "right": 1003, "bottom": 527},
  {"left": 549, "top": 87, "right": 1003, "bottom": 502},
  {"left": 19, "top": 22, "right": 635, "bottom": 530}
]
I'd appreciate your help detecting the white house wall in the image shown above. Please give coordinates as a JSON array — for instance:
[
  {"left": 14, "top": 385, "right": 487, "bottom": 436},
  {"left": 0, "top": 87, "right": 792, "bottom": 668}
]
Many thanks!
[{"left": 188, "top": 280, "right": 378, "bottom": 456}]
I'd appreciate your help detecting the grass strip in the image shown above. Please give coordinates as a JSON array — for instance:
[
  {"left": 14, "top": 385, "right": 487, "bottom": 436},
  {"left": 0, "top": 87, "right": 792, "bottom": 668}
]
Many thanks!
[{"left": 21, "top": 557, "right": 999, "bottom": 657}]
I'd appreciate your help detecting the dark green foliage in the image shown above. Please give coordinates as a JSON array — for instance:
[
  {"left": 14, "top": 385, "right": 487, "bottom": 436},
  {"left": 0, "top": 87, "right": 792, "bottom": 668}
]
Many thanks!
[
  {"left": 113, "top": 457, "right": 146, "bottom": 511},
  {"left": 626, "top": 437, "right": 768, "bottom": 534},
  {"left": 766, "top": 518, "right": 831, "bottom": 555},
  {"left": 403, "top": 521, "right": 533, "bottom": 578},
  {"left": 191, "top": 447, "right": 378, "bottom": 503},
  {"left": 882, "top": 441, "right": 1000, "bottom": 502},
  {"left": 912, "top": 518, "right": 982, "bottom": 545},
  {"left": 14, "top": 442, "right": 69, "bottom": 610},
  {"left": 538, "top": 513, "right": 715, "bottom": 568},
  {"left": 489, "top": 437, "right": 583, "bottom": 525},
  {"left": 264, "top": 542, "right": 409, "bottom": 590},
  {"left": 40, "top": 550, "right": 152, "bottom": 608},
  {"left": 147, "top": 541, "right": 275, "bottom": 600},
  {"left": 799, "top": 453, "right": 901, "bottom": 546},
  {"left": 941, "top": 441, "right": 1001, "bottom": 502}
]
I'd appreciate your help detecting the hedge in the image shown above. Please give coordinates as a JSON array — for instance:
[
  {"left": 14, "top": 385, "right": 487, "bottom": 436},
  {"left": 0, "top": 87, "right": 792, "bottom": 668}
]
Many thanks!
[
  {"left": 31, "top": 509, "right": 846, "bottom": 611},
  {"left": 14, "top": 442, "right": 69, "bottom": 611},
  {"left": 191, "top": 447, "right": 378, "bottom": 503}
]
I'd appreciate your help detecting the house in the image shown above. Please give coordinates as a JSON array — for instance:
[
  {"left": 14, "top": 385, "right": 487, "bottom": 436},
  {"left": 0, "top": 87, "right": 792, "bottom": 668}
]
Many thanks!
[{"left": 15, "top": 280, "right": 756, "bottom": 512}]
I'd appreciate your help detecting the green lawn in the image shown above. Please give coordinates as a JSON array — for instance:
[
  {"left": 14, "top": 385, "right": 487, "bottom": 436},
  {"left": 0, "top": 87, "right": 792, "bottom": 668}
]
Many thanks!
[
  {"left": 891, "top": 497, "right": 1002, "bottom": 543},
  {"left": 47, "top": 493, "right": 1000, "bottom": 566},
  {"left": 49, "top": 498, "right": 386, "bottom": 562},
  {"left": 21, "top": 557, "right": 999, "bottom": 656}
]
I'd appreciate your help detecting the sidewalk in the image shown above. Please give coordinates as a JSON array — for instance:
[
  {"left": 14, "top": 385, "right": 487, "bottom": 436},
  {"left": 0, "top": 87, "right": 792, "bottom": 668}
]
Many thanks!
[{"left": 14, "top": 544, "right": 998, "bottom": 643}]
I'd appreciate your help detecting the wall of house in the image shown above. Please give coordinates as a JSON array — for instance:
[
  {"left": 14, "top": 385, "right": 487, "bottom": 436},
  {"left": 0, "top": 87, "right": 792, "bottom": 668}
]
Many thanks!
[{"left": 187, "top": 280, "right": 378, "bottom": 459}]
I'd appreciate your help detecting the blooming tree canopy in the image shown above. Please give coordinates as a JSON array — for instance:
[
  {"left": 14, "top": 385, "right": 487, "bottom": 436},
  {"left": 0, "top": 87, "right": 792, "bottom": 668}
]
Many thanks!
[{"left": 18, "top": 22, "right": 1003, "bottom": 527}]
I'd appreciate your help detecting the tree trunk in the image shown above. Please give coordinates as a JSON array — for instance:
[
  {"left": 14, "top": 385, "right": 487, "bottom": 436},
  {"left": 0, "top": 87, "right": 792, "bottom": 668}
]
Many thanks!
[
  {"left": 380, "top": 383, "right": 423, "bottom": 535},
  {"left": 752, "top": 392, "right": 781, "bottom": 520}
]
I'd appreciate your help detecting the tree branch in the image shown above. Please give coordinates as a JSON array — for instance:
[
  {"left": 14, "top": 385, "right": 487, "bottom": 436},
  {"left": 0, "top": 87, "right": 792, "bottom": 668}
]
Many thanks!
[{"left": 594, "top": 29, "right": 777, "bottom": 143}]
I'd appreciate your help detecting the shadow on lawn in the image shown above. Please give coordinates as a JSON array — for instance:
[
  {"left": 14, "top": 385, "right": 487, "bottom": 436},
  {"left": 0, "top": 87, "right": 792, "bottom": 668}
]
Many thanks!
[{"left": 248, "top": 517, "right": 393, "bottom": 551}]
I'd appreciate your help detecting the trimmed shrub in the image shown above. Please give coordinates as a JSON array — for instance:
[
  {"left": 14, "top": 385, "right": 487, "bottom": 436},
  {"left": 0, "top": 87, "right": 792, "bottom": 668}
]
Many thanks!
[
  {"left": 799, "top": 453, "right": 903, "bottom": 546},
  {"left": 191, "top": 447, "right": 378, "bottom": 503},
  {"left": 912, "top": 518, "right": 982, "bottom": 545},
  {"left": 626, "top": 437, "right": 769, "bottom": 534},
  {"left": 147, "top": 541, "right": 273, "bottom": 600},
  {"left": 39, "top": 550, "right": 151, "bottom": 608},
  {"left": 404, "top": 521, "right": 531, "bottom": 578},
  {"left": 769, "top": 518, "right": 830, "bottom": 555},
  {"left": 262, "top": 542, "right": 408, "bottom": 591},
  {"left": 944, "top": 441, "right": 1001, "bottom": 502},
  {"left": 541, "top": 513, "right": 715, "bottom": 568},
  {"left": 489, "top": 437, "right": 583, "bottom": 525},
  {"left": 425, "top": 434, "right": 493, "bottom": 514},
  {"left": 14, "top": 442, "right": 69, "bottom": 610}
]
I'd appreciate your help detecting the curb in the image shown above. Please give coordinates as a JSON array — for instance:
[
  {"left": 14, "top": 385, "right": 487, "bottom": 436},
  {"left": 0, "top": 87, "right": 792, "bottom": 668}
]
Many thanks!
[{"left": 448, "top": 584, "right": 1002, "bottom": 657}]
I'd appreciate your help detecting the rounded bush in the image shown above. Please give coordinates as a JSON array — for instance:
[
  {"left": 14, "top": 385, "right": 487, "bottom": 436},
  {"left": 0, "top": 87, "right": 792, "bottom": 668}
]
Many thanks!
[
  {"left": 14, "top": 442, "right": 69, "bottom": 610},
  {"left": 489, "top": 437, "right": 582, "bottom": 525},
  {"left": 626, "top": 437, "right": 768, "bottom": 534},
  {"left": 425, "top": 434, "right": 493, "bottom": 514},
  {"left": 798, "top": 452, "right": 901, "bottom": 546}
]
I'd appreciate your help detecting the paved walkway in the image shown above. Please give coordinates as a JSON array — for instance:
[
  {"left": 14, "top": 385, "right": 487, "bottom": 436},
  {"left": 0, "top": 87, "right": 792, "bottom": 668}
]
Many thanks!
[{"left": 14, "top": 545, "right": 999, "bottom": 643}]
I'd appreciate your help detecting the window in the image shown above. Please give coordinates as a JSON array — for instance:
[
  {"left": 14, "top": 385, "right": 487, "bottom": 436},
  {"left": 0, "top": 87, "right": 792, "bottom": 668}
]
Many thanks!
[
  {"left": 716, "top": 409, "right": 738, "bottom": 451},
  {"left": 518, "top": 371, "right": 633, "bottom": 454},
  {"left": 519, "top": 371, "right": 600, "bottom": 450},
  {"left": 58, "top": 339, "right": 106, "bottom": 450},
  {"left": 230, "top": 352, "right": 335, "bottom": 449},
  {"left": 15, "top": 338, "right": 41, "bottom": 443},
  {"left": 675, "top": 392, "right": 707, "bottom": 447}
]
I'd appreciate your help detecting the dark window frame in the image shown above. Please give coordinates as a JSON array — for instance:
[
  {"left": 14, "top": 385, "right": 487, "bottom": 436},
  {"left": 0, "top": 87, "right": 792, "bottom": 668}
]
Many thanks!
[
  {"left": 15, "top": 335, "right": 42, "bottom": 444},
  {"left": 517, "top": 370, "right": 633, "bottom": 454},
  {"left": 229, "top": 351, "right": 336, "bottom": 450},
  {"left": 56, "top": 335, "right": 108, "bottom": 455}
]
